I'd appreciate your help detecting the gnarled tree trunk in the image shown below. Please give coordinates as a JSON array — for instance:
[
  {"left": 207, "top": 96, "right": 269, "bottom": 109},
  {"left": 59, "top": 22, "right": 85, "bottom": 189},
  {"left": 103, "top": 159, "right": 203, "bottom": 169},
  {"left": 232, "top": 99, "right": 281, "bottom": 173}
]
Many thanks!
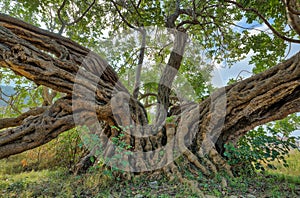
[{"left": 0, "top": 14, "right": 300, "bottom": 179}]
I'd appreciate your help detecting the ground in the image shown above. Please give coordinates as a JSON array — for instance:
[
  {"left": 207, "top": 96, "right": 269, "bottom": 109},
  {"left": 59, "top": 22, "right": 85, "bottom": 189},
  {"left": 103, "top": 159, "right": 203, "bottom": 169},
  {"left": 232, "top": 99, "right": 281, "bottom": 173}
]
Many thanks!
[{"left": 0, "top": 150, "right": 299, "bottom": 197}]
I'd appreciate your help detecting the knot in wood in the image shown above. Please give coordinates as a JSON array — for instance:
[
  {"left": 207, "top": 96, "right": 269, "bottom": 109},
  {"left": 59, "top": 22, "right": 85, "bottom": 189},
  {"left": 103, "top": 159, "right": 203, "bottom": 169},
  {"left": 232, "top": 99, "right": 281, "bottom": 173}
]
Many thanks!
[{"left": 11, "top": 44, "right": 30, "bottom": 61}]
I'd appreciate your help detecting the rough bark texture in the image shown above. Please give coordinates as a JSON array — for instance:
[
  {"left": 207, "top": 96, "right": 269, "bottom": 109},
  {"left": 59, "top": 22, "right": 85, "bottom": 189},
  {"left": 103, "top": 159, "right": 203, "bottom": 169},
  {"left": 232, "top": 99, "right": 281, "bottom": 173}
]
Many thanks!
[
  {"left": 0, "top": 14, "right": 300, "bottom": 178},
  {"left": 285, "top": 0, "right": 300, "bottom": 36}
]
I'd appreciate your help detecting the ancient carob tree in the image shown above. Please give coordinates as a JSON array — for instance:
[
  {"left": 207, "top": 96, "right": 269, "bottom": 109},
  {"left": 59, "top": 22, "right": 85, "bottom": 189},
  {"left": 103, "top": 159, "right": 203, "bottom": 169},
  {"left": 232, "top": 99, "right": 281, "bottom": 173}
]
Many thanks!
[{"left": 0, "top": 0, "right": 300, "bottom": 179}]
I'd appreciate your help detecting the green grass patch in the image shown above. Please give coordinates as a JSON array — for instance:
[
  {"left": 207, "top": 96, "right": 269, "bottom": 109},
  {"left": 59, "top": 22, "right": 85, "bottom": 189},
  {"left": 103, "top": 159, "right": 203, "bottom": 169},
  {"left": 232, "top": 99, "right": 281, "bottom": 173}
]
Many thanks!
[
  {"left": 0, "top": 150, "right": 299, "bottom": 197},
  {"left": 266, "top": 149, "right": 300, "bottom": 180}
]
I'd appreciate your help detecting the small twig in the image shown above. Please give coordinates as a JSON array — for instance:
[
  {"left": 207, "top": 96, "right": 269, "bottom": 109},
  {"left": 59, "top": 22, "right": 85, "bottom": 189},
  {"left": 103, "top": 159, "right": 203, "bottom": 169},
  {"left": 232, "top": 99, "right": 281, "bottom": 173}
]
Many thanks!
[
  {"left": 176, "top": 20, "right": 213, "bottom": 29},
  {"left": 284, "top": 41, "right": 292, "bottom": 60},
  {"left": 57, "top": 0, "right": 96, "bottom": 35},
  {"left": 129, "top": 0, "right": 142, "bottom": 18},
  {"left": 228, "top": 22, "right": 266, "bottom": 33},
  {"left": 57, "top": 0, "right": 67, "bottom": 34},
  {"left": 67, "top": 0, "right": 96, "bottom": 26},
  {"left": 111, "top": 0, "right": 136, "bottom": 29},
  {"left": 144, "top": 102, "right": 156, "bottom": 108},
  {"left": 224, "top": 0, "right": 300, "bottom": 43},
  {"left": 235, "top": 70, "right": 252, "bottom": 81},
  {"left": 158, "top": 42, "right": 173, "bottom": 57}
]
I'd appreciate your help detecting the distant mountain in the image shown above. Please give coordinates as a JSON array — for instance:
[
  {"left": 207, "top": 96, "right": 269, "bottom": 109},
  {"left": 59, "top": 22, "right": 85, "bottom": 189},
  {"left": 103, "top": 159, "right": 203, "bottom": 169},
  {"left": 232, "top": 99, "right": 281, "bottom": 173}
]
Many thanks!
[{"left": 0, "top": 85, "right": 15, "bottom": 106}]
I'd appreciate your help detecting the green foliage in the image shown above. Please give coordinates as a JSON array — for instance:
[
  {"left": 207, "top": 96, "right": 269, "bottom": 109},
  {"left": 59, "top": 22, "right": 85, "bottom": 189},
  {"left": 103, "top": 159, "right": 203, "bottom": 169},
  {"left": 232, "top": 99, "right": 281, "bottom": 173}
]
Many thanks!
[
  {"left": 3, "top": 128, "right": 85, "bottom": 172},
  {"left": 0, "top": 68, "right": 43, "bottom": 117},
  {"left": 267, "top": 149, "right": 300, "bottom": 178},
  {"left": 224, "top": 114, "right": 300, "bottom": 176},
  {"left": 51, "top": 128, "right": 84, "bottom": 170},
  {"left": 165, "top": 116, "right": 176, "bottom": 123},
  {"left": 102, "top": 128, "right": 133, "bottom": 177},
  {"left": 0, "top": 0, "right": 295, "bottom": 90},
  {"left": 111, "top": 133, "right": 132, "bottom": 150},
  {"left": 80, "top": 124, "right": 134, "bottom": 177},
  {"left": 248, "top": 32, "right": 287, "bottom": 74}
]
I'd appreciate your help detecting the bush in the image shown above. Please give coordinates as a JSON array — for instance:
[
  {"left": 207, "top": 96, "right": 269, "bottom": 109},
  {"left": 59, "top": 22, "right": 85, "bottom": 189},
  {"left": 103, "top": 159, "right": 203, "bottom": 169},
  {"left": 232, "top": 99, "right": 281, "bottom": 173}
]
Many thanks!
[
  {"left": 22, "top": 128, "right": 85, "bottom": 171},
  {"left": 224, "top": 114, "right": 300, "bottom": 176}
]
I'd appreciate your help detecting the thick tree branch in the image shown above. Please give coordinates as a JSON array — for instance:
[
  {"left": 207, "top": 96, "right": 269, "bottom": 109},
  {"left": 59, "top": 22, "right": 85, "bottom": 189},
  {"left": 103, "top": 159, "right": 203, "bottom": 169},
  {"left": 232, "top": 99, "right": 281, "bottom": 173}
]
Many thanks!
[
  {"left": 0, "top": 107, "right": 47, "bottom": 129},
  {"left": 133, "top": 28, "right": 146, "bottom": 99},
  {"left": 0, "top": 98, "right": 74, "bottom": 158},
  {"left": 286, "top": 0, "right": 300, "bottom": 15},
  {"left": 0, "top": 17, "right": 128, "bottom": 97},
  {"left": 0, "top": 15, "right": 149, "bottom": 160},
  {"left": 156, "top": 30, "right": 188, "bottom": 125},
  {"left": 165, "top": 0, "right": 181, "bottom": 28},
  {"left": 0, "top": 13, "right": 126, "bottom": 92},
  {"left": 214, "top": 51, "right": 300, "bottom": 153},
  {"left": 285, "top": 0, "right": 300, "bottom": 36},
  {"left": 0, "top": 96, "right": 113, "bottom": 159}
]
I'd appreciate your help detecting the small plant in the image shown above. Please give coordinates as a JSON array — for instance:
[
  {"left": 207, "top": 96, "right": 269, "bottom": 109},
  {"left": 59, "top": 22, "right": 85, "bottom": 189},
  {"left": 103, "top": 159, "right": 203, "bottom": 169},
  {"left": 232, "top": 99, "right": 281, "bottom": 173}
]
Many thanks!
[
  {"left": 224, "top": 124, "right": 299, "bottom": 176},
  {"left": 166, "top": 116, "right": 176, "bottom": 124},
  {"left": 49, "top": 128, "right": 85, "bottom": 170},
  {"left": 111, "top": 133, "right": 133, "bottom": 150},
  {"left": 92, "top": 125, "right": 134, "bottom": 178},
  {"left": 108, "top": 132, "right": 132, "bottom": 172}
]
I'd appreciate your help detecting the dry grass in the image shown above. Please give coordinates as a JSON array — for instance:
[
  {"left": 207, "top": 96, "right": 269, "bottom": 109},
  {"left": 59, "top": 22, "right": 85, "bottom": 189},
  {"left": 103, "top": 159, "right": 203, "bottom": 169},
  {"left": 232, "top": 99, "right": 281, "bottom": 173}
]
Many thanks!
[{"left": 266, "top": 149, "right": 300, "bottom": 178}]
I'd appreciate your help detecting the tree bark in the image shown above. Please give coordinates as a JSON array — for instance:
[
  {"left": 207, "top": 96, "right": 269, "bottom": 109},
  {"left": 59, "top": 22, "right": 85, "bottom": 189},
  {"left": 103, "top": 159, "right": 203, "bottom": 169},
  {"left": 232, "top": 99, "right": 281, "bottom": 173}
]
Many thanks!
[
  {"left": 0, "top": 14, "right": 300, "bottom": 178},
  {"left": 156, "top": 29, "right": 188, "bottom": 126},
  {"left": 285, "top": 0, "right": 300, "bottom": 36}
]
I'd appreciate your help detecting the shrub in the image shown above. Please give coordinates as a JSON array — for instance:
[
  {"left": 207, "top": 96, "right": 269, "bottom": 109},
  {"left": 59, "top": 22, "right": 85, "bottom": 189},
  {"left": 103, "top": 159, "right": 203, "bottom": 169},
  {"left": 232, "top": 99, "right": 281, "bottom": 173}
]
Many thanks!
[{"left": 224, "top": 117, "right": 299, "bottom": 176}]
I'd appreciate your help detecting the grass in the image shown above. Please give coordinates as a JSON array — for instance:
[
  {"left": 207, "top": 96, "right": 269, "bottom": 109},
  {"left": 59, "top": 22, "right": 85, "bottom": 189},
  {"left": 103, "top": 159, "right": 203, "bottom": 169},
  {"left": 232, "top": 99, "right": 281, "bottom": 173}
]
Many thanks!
[
  {"left": 266, "top": 149, "right": 300, "bottom": 179},
  {"left": 0, "top": 150, "right": 299, "bottom": 197}
]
